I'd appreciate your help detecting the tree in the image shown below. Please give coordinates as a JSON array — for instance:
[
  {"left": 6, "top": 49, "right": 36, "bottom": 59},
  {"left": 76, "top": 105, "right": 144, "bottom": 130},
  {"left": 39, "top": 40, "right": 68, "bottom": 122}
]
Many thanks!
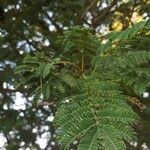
[
  {"left": 16, "top": 20, "right": 150, "bottom": 150},
  {"left": 0, "top": 0, "right": 150, "bottom": 149}
]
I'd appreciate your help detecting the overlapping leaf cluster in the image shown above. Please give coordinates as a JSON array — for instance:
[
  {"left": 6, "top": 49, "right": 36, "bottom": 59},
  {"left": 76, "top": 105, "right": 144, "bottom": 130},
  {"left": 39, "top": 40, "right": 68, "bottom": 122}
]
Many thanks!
[
  {"left": 93, "top": 20, "right": 150, "bottom": 96},
  {"left": 55, "top": 78, "right": 139, "bottom": 150},
  {"left": 15, "top": 52, "right": 76, "bottom": 102},
  {"left": 16, "top": 20, "right": 150, "bottom": 150}
]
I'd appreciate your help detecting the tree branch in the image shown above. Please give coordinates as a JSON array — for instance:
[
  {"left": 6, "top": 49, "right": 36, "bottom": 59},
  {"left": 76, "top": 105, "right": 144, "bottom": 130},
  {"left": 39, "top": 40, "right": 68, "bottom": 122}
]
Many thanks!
[
  {"left": 81, "top": 0, "right": 99, "bottom": 20},
  {"left": 56, "top": 61, "right": 82, "bottom": 74},
  {"left": 92, "top": 0, "right": 117, "bottom": 27},
  {"left": 45, "top": 13, "right": 63, "bottom": 34}
]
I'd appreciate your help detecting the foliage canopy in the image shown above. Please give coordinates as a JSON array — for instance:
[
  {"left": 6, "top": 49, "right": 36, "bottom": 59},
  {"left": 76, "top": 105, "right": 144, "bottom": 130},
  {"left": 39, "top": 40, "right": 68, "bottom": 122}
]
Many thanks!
[
  {"left": 0, "top": 0, "right": 150, "bottom": 149},
  {"left": 16, "top": 20, "right": 150, "bottom": 150}
]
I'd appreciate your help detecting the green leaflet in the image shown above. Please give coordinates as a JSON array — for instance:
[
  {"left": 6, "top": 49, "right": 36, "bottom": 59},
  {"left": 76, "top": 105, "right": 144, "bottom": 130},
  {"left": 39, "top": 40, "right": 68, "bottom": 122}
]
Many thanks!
[
  {"left": 15, "top": 52, "right": 77, "bottom": 101},
  {"left": 54, "top": 79, "right": 139, "bottom": 150},
  {"left": 42, "top": 83, "right": 50, "bottom": 100},
  {"left": 78, "top": 126, "right": 99, "bottom": 150},
  {"left": 93, "top": 20, "right": 150, "bottom": 96},
  {"left": 15, "top": 65, "right": 34, "bottom": 73},
  {"left": 99, "top": 125, "right": 126, "bottom": 150},
  {"left": 59, "top": 26, "right": 100, "bottom": 54}
]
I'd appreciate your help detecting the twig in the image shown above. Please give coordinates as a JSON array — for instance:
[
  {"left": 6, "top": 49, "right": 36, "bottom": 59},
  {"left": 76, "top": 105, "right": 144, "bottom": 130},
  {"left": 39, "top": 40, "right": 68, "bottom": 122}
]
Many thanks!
[
  {"left": 45, "top": 13, "right": 63, "bottom": 34},
  {"left": 81, "top": 0, "right": 99, "bottom": 20},
  {"left": 56, "top": 60, "right": 82, "bottom": 74},
  {"left": 37, "top": 101, "right": 55, "bottom": 106},
  {"left": 92, "top": 0, "right": 117, "bottom": 27}
]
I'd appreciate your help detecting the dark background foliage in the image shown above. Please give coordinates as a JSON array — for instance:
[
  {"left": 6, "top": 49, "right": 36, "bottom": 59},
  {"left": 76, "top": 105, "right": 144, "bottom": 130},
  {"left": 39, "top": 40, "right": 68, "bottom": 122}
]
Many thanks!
[{"left": 0, "top": 0, "right": 150, "bottom": 149}]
